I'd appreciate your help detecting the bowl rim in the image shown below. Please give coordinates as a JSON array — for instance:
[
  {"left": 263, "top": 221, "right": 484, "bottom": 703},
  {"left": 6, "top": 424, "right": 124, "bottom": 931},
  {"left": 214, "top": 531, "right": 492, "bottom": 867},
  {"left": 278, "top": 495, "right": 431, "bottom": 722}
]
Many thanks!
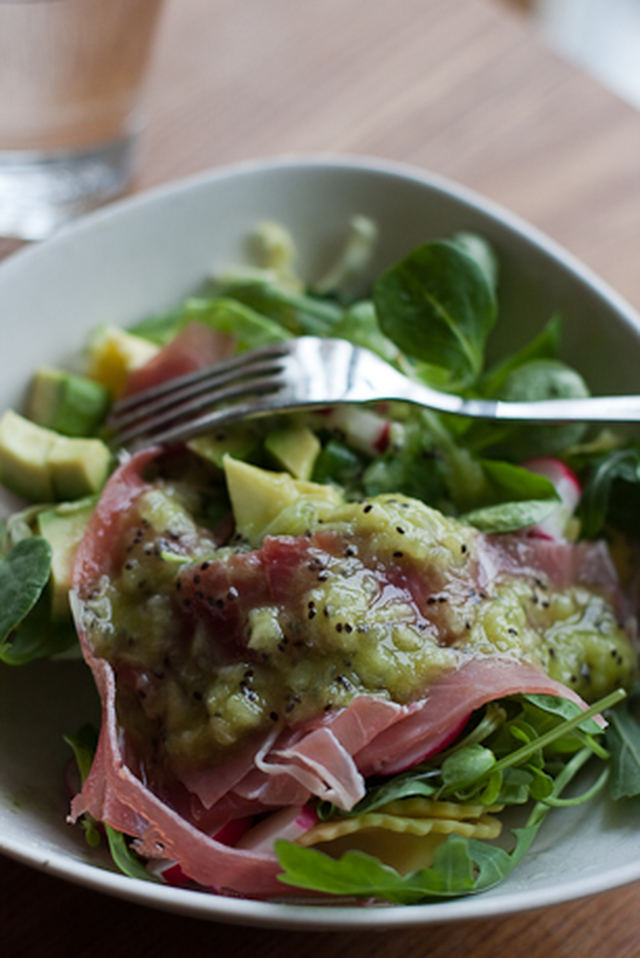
[{"left": 1, "top": 151, "right": 638, "bottom": 332}]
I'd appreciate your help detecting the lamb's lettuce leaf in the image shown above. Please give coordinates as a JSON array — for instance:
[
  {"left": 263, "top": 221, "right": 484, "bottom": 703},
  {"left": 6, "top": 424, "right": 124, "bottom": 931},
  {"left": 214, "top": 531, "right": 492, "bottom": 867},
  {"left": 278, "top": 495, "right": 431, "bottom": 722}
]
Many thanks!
[
  {"left": 373, "top": 239, "right": 497, "bottom": 391},
  {"left": 479, "top": 314, "right": 562, "bottom": 395},
  {"left": 0, "top": 536, "right": 69, "bottom": 664}
]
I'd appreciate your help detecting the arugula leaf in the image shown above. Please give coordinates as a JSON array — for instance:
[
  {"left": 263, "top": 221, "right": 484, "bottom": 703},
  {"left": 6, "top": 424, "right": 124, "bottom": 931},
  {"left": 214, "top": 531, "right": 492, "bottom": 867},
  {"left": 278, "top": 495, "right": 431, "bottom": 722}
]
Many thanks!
[
  {"left": 440, "top": 744, "right": 496, "bottom": 790},
  {"left": 65, "top": 725, "right": 159, "bottom": 881},
  {"left": 577, "top": 446, "right": 640, "bottom": 540},
  {"left": 276, "top": 801, "right": 544, "bottom": 903},
  {"left": 276, "top": 836, "right": 477, "bottom": 903},
  {"left": 432, "top": 691, "right": 618, "bottom": 805},
  {"left": 0, "top": 537, "right": 54, "bottom": 663},
  {"left": 276, "top": 742, "right": 607, "bottom": 904},
  {"left": 105, "top": 826, "right": 160, "bottom": 883},
  {"left": 64, "top": 724, "right": 98, "bottom": 783},
  {"left": 606, "top": 701, "right": 640, "bottom": 800},
  {"left": 373, "top": 239, "right": 497, "bottom": 390},
  {"left": 523, "top": 693, "right": 605, "bottom": 737}
]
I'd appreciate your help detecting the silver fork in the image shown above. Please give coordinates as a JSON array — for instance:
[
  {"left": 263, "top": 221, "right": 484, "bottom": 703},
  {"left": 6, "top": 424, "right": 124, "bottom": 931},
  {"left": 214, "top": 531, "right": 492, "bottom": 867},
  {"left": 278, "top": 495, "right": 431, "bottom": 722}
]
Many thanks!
[{"left": 108, "top": 335, "right": 640, "bottom": 450}]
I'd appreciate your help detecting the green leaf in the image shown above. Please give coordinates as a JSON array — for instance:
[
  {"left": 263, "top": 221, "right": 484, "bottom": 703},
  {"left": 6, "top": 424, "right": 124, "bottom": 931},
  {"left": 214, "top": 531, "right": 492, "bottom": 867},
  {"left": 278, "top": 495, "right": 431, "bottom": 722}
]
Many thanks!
[
  {"left": 606, "top": 706, "right": 640, "bottom": 800},
  {"left": 324, "top": 771, "right": 438, "bottom": 818},
  {"left": 276, "top": 822, "right": 544, "bottom": 904},
  {"left": 275, "top": 836, "right": 478, "bottom": 904},
  {"left": 440, "top": 744, "right": 496, "bottom": 790},
  {"left": 65, "top": 725, "right": 158, "bottom": 881},
  {"left": 105, "top": 826, "right": 160, "bottom": 883},
  {"left": 0, "top": 589, "right": 77, "bottom": 665},
  {"left": 330, "top": 300, "right": 400, "bottom": 363},
  {"left": 525, "top": 765, "right": 555, "bottom": 801},
  {"left": 373, "top": 240, "right": 497, "bottom": 390},
  {"left": 523, "top": 693, "right": 604, "bottom": 736},
  {"left": 312, "top": 439, "right": 366, "bottom": 494},
  {"left": 64, "top": 724, "right": 99, "bottom": 783},
  {"left": 468, "top": 359, "right": 589, "bottom": 460},
  {"left": 577, "top": 446, "right": 640, "bottom": 540},
  {"left": 130, "top": 296, "right": 291, "bottom": 350},
  {"left": 461, "top": 459, "right": 560, "bottom": 532},
  {"left": 480, "top": 314, "right": 562, "bottom": 396},
  {"left": 213, "top": 275, "right": 344, "bottom": 336},
  {"left": 362, "top": 409, "right": 447, "bottom": 505},
  {"left": 183, "top": 297, "right": 291, "bottom": 350},
  {"left": 463, "top": 498, "right": 559, "bottom": 534},
  {"left": 0, "top": 537, "right": 54, "bottom": 663},
  {"left": 493, "top": 767, "right": 534, "bottom": 805},
  {"left": 448, "top": 232, "right": 499, "bottom": 293}
]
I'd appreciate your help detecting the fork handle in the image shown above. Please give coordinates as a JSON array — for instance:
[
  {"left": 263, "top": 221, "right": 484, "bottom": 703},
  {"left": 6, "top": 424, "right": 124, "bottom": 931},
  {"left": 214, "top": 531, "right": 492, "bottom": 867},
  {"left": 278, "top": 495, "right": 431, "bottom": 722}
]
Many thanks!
[
  {"left": 397, "top": 380, "right": 640, "bottom": 423},
  {"left": 460, "top": 394, "right": 640, "bottom": 423}
]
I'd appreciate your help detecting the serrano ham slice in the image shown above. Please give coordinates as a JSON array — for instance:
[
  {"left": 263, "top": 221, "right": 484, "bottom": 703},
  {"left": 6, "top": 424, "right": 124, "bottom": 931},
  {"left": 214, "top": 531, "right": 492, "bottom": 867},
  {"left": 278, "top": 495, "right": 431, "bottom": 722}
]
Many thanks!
[
  {"left": 122, "top": 322, "right": 235, "bottom": 398},
  {"left": 68, "top": 450, "right": 617, "bottom": 897}
]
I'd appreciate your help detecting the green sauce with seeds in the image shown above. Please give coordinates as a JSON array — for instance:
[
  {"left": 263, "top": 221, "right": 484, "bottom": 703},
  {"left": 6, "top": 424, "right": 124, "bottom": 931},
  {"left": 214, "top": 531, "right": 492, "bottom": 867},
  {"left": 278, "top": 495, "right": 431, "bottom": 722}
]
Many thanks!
[{"left": 83, "top": 486, "right": 636, "bottom": 772}]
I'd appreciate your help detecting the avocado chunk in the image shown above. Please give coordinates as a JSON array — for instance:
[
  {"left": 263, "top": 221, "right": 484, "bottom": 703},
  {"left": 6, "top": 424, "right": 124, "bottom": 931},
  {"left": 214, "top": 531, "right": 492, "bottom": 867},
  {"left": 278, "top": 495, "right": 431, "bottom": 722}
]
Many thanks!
[
  {"left": 223, "top": 455, "right": 342, "bottom": 544},
  {"left": 86, "top": 324, "right": 159, "bottom": 396},
  {"left": 264, "top": 424, "right": 321, "bottom": 480},
  {"left": 187, "top": 423, "right": 261, "bottom": 470},
  {"left": 37, "top": 499, "right": 94, "bottom": 619},
  {"left": 0, "top": 410, "right": 112, "bottom": 502},
  {"left": 48, "top": 435, "right": 112, "bottom": 501},
  {"left": 27, "top": 366, "right": 111, "bottom": 437},
  {"left": 0, "top": 409, "right": 56, "bottom": 501}
]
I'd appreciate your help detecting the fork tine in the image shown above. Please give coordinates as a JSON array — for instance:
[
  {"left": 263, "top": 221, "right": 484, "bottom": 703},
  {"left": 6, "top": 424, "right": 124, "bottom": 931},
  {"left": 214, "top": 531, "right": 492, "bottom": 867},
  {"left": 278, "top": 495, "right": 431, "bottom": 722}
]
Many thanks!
[
  {"left": 111, "top": 371, "right": 284, "bottom": 449},
  {"left": 125, "top": 396, "right": 279, "bottom": 450},
  {"left": 110, "top": 354, "right": 286, "bottom": 432},
  {"left": 110, "top": 340, "right": 290, "bottom": 421},
  {"left": 108, "top": 340, "right": 292, "bottom": 448}
]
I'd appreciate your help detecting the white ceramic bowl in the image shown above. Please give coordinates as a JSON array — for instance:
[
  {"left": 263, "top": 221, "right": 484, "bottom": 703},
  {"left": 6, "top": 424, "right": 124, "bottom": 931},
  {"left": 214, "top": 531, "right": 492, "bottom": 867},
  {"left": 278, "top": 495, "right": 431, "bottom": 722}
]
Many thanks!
[{"left": 1, "top": 155, "right": 640, "bottom": 930}]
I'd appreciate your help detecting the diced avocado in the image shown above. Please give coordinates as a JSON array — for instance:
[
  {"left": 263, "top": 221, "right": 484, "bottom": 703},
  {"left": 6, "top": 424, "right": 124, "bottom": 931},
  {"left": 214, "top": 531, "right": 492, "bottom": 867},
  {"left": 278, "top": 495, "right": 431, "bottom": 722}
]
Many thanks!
[
  {"left": 48, "top": 435, "right": 111, "bottom": 501},
  {"left": 37, "top": 499, "right": 94, "bottom": 619},
  {"left": 264, "top": 425, "right": 320, "bottom": 480},
  {"left": 0, "top": 409, "right": 56, "bottom": 501},
  {"left": 27, "top": 366, "right": 111, "bottom": 437},
  {"left": 0, "top": 410, "right": 112, "bottom": 503},
  {"left": 86, "top": 324, "right": 159, "bottom": 396},
  {"left": 223, "top": 455, "right": 342, "bottom": 544},
  {"left": 187, "top": 424, "right": 261, "bottom": 470}
]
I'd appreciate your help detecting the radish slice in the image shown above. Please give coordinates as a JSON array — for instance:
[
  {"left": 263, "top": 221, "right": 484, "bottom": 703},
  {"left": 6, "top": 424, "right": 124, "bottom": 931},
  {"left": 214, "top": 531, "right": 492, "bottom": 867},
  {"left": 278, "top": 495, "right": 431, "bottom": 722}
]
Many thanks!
[
  {"left": 235, "top": 805, "right": 318, "bottom": 853},
  {"left": 523, "top": 457, "right": 581, "bottom": 540},
  {"left": 316, "top": 406, "right": 392, "bottom": 455},
  {"left": 147, "top": 859, "right": 193, "bottom": 887}
]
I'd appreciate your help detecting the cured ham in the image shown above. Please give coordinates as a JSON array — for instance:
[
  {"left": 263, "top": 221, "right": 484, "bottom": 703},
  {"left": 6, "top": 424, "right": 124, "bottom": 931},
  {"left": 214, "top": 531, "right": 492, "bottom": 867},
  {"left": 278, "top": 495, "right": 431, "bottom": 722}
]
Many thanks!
[
  {"left": 121, "top": 322, "right": 235, "bottom": 398},
  {"left": 68, "top": 449, "right": 631, "bottom": 897}
]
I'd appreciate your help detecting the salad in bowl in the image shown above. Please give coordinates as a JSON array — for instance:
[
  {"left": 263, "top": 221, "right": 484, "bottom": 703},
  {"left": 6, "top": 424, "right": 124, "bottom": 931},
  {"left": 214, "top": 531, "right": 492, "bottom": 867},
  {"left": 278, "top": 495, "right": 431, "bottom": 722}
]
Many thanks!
[{"left": 1, "top": 157, "right": 640, "bottom": 923}]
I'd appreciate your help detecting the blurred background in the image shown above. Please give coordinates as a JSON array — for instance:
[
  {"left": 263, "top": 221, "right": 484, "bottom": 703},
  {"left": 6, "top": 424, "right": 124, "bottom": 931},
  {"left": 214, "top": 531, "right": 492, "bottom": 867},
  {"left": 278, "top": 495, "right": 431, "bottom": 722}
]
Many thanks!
[{"left": 503, "top": 0, "right": 640, "bottom": 108}]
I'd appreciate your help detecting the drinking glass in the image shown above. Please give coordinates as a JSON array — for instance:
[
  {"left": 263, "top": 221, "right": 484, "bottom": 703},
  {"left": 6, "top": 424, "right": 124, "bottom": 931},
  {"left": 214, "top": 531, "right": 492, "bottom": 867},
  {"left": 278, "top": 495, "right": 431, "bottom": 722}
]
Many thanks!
[{"left": 0, "top": 0, "right": 165, "bottom": 240}]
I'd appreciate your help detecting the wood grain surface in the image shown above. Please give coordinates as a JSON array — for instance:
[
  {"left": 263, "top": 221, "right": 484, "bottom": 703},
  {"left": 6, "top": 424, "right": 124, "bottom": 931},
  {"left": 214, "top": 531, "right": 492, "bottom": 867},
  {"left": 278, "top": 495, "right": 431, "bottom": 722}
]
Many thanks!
[{"left": 2, "top": 0, "right": 640, "bottom": 955}]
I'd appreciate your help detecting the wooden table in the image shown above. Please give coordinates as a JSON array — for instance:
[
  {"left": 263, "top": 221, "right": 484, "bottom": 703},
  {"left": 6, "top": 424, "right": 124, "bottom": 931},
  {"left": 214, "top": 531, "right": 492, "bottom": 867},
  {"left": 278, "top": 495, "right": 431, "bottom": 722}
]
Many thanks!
[{"left": 3, "top": 0, "right": 640, "bottom": 954}]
